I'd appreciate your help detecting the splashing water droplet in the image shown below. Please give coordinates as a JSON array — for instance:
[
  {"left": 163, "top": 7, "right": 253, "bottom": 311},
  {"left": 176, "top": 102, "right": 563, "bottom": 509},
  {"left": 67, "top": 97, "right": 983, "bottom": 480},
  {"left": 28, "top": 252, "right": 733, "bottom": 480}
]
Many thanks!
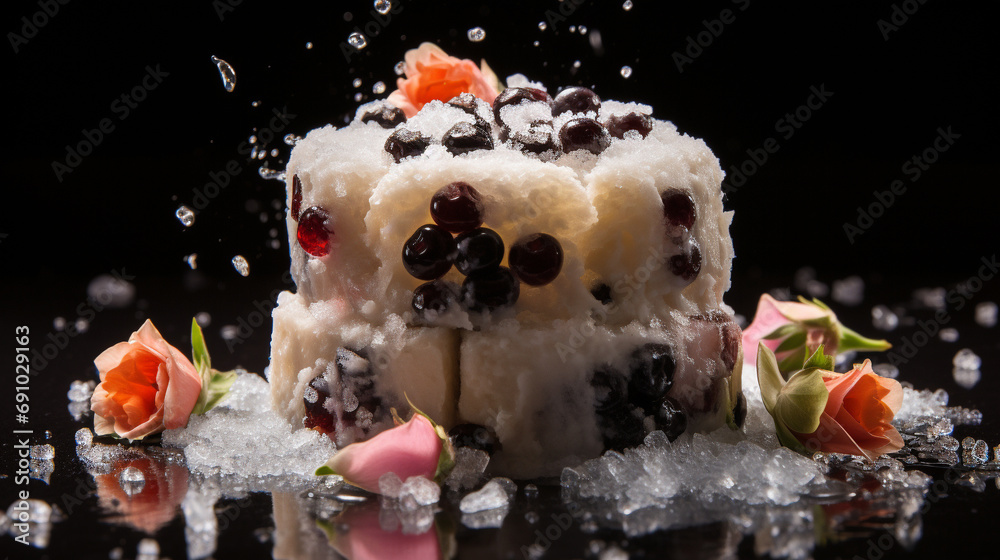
[
  {"left": 374, "top": 0, "right": 391, "bottom": 15},
  {"left": 211, "top": 55, "right": 236, "bottom": 93},
  {"left": 533, "top": 41, "right": 540, "bottom": 47},
  {"left": 354, "top": 92, "right": 364, "bottom": 102},
  {"left": 578, "top": 25, "right": 588, "bottom": 34},
  {"left": 620, "top": 66, "right": 633, "bottom": 78},
  {"left": 372, "top": 81, "right": 386, "bottom": 94},
  {"left": 623, "top": 0, "right": 634, "bottom": 11},
  {"left": 467, "top": 27, "right": 486, "bottom": 42},
  {"left": 352, "top": 78, "right": 362, "bottom": 88},
  {"left": 283, "top": 134, "right": 302, "bottom": 146},
  {"left": 569, "top": 25, "right": 576, "bottom": 33},
  {"left": 258, "top": 166, "right": 285, "bottom": 181},
  {"left": 394, "top": 61, "right": 406, "bottom": 75},
  {"left": 176, "top": 205, "right": 195, "bottom": 227},
  {"left": 185, "top": 254, "right": 197, "bottom": 269},
  {"left": 538, "top": 21, "right": 547, "bottom": 31},
  {"left": 251, "top": 100, "right": 260, "bottom": 107},
  {"left": 305, "top": 42, "right": 313, "bottom": 49},
  {"left": 232, "top": 255, "right": 250, "bottom": 277},
  {"left": 573, "top": 60, "right": 582, "bottom": 68},
  {"left": 348, "top": 32, "right": 367, "bottom": 50}
]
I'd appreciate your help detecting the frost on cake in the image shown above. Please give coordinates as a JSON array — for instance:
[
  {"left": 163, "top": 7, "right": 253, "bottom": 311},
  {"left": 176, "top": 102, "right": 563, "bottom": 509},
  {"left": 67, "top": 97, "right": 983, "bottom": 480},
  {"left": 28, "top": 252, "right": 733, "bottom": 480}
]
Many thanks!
[{"left": 269, "top": 75, "right": 739, "bottom": 477}]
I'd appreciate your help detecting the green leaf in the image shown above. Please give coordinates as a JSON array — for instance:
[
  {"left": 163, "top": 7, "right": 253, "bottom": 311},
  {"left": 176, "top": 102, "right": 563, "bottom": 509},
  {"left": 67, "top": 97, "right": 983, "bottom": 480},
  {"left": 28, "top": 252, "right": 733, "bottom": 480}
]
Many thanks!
[
  {"left": 762, "top": 323, "right": 799, "bottom": 340},
  {"left": 774, "top": 330, "right": 807, "bottom": 353},
  {"left": 774, "top": 368, "right": 828, "bottom": 434},
  {"left": 773, "top": 418, "right": 812, "bottom": 455},
  {"left": 315, "top": 465, "right": 336, "bottom": 476},
  {"left": 191, "top": 318, "right": 211, "bottom": 373},
  {"left": 192, "top": 368, "right": 238, "bottom": 415},
  {"left": 756, "top": 342, "right": 784, "bottom": 413},
  {"left": 838, "top": 324, "right": 891, "bottom": 353},
  {"left": 803, "top": 345, "right": 835, "bottom": 371}
]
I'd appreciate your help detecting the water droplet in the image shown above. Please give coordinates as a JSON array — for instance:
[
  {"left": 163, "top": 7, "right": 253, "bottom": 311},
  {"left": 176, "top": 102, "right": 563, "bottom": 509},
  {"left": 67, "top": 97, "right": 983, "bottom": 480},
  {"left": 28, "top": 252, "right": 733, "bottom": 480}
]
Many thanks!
[
  {"left": 467, "top": 27, "right": 486, "bottom": 42},
  {"left": 569, "top": 25, "right": 576, "bottom": 33},
  {"left": 75, "top": 318, "right": 90, "bottom": 333},
  {"left": 185, "top": 253, "right": 198, "bottom": 269},
  {"left": 620, "top": 65, "right": 633, "bottom": 78},
  {"left": 210, "top": 55, "right": 236, "bottom": 93},
  {"left": 538, "top": 21, "right": 547, "bottom": 31},
  {"left": 305, "top": 42, "right": 314, "bottom": 49},
  {"left": 353, "top": 78, "right": 362, "bottom": 88},
  {"left": 348, "top": 32, "right": 367, "bottom": 50},
  {"left": 283, "top": 134, "right": 302, "bottom": 146},
  {"left": 533, "top": 40, "right": 540, "bottom": 47},
  {"left": 119, "top": 466, "right": 146, "bottom": 496},
  {"left": 195, "top": 312, "right": 211, "bottom": 327},
  {"left": 75, "top": 428, "right": 93, "bottom": 446},
  {"left": 221, "top": 325, "right": 238, "bottom": 340},
  {"left": 573, "top": 60, "right": 582, "bottom": 68},
  {"left": 251, "top": 100, "right": 260, "bottom": 107},
  {"left": 374, "top": 0, "right": 391, "bottom": 15},
  {"left": 258, "top": 166, "right": 285, "bottom": 181},
  {"left": 270, "top": 148, "right": 279, "bottom": 157},
  {"left": 232, "top": 255, "right": 250, "bottom": 277},
  {"left": 354, "top": 92, "right": 364, "bottom": 102},
  {"left": 394, "top": 61, "right": 406, "bottom": 75},
  {"left": 372, "top": 81, "right": 386, "bottom": 94},
  {"left": 623, "top": 0, "right": 634, "bottom": 11},
  {"left": 578, "top": 25, "right": 588, "bottom": 34},
  {"left": 176, "top": 205, "right": 195, "bottom": 227},
  {"left": 53, "top": 317, "right": 66, "bottom": 330}
]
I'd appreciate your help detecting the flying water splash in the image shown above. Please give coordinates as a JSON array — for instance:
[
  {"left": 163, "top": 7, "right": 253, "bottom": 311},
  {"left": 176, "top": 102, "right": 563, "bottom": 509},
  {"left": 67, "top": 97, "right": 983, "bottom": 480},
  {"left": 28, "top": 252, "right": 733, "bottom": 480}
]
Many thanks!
[{"left": 211, "top": 56, "right": 236, "bottom": 93}]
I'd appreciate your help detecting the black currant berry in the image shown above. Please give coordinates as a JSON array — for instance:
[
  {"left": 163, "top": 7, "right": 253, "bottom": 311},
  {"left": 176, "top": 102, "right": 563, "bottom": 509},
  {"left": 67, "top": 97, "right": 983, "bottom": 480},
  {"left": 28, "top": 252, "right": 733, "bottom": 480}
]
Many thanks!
[
  {"left": 591, "top": 366, "right": 628, "bottom": 413},
  {"left": 668, "top": 246, "right": 702, "bottom": 284},
  {"left": 443, "top": 122, "right": 494, "bottom": 156},
  {"left": 600, "top": 405, "right": 646, "bottom": 452},
  {"left": 448, "top": 93, "right": 483, "bottom": 116},
  {"left": 402, "top": 224, "right": 456, "bottom": 280},
  {"left": 492, "top": 87, "right": 552, "bottom": 124},
  {"left": 591, "top": 283, "right": 613, "bottom": 305},
  {"left": 462, "top": 266, "right": 520, "bottom": 312},
  {"left": 454, "top": 228, "right": 505, "bottom": 276},
  {"left": 508, "top": 233, "right": 563, "bottom": 286},
  {"left": 448, "top": 423, "right": 502, "bottom": 455},
  {"left": 559, "top": 118, "right": 611, "bottom": 155},
  {"left": 412, "top": 280, "right": 461, "bottom": 319},
  {"left": 385, "top": 129, "right": 431, "bottom": 163},
  {"left": 604, "top": 112, "right": 653, "bottom": 139},
  {"left": 303, "top": 375, "right": 334, "bottom": 434},
  {"left": 662, "top": 189, "right": 696, "bottom": 238},
  {"left": 627, "top": 343, "right": 676, "bottom": 409},
  {"left": 499, "top": 120, "right": 555, "bottom": 154},
  {"left": 733, "top": 392, "right": 747, "bottom": 429},
  {"left": 552, "top": 86, "right": 601, "bottom": 116},
  {"left": 291, "top": 174, "right": 302, "bottom": 220},
  {"left": 430, "top": 182, "right": 484, "bottom": 233},
  {"left": 361, "top": 105, "right": 406, "bottom": 128},
  {"left": 653, "top": 396, "right": 687, "bottom": 442}
]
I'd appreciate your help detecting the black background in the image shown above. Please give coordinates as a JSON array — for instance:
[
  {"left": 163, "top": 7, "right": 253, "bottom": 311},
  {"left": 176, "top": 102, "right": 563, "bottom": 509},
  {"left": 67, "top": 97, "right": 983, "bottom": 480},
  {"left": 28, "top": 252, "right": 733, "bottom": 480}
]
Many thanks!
[{"left": 2, "top": 1, "right": 999, "bottom": 558}]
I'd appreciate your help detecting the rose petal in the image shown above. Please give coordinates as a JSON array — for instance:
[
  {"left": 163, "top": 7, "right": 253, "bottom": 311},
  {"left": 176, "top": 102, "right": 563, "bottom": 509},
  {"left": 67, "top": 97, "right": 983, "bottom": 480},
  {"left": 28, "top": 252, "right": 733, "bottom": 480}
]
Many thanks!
[
  {"left": 742, "top": 295, "right": 793, "bottom": 364},
  {"left": 329, "top": 502, "right": 440, "bottom": 560},
  {"left": 161, "top": 346, "right": 202, "bottom": 429}
]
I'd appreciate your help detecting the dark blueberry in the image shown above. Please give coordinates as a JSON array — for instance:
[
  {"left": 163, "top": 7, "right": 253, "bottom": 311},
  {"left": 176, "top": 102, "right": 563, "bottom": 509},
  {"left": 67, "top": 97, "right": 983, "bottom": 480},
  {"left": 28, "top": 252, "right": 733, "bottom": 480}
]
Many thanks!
[
  {"left": 454, "top": 227, "right": 505, "bottom": 276},
  {"left": 720, "top": 322, "right": 741, "bottom": 372},
  {"left": 443, "top": 122, "right": 494, "bottom": 156},
  {"left": 508, "top": 233, "right": 563, "bottom": 286},
  {"left": 499, "top": 120, "right": 555, "bottom": 154},
  {"left": 668, "top": 245, "right": 702, "bottom": 284},
  {"left": 604, "top": 112, "right": 653, "bottom": 139},
  {"left": 733, "top": 392, "right": 747, "bottom": 429},
  {"left": 461, "top": 266, "right": 520, "bottom": 312},
  {"left": 303, "top": 375, "right": 334, "bottom": 434},
  {"left": 600, "top": 405, "right": 646, "bottom": 452},
  {"left": 361, "top": 105, "right": 406, "bottom": 128},
  {"left": 559, "top": 118, "right": 611, "bottom": 155},
  {"left": 449, "top": 423, "right": 502, "bottom": 455},
  {"left": 552, "top": 86, "right": 601, "bottom": 116},
  {"left": 385, "top": 129, "right": 431, "bottom": 163},
  {"left": 412, "top": 280, "right": 461, "bottom": 319},
  {"left": 661, "top": 189, "right": 696, "bottom": 238},
  {"left": 591, "top": 283, "right": 613, "bottom": 305},
  {"left": 492, "top": 87, "right": 552, "bottom": 124},
  {"left": 627, "top": 343, "right": 676, "bottom": 409},
  {"left": 591, "top": 367, "right": 628, "bottom": 413},
  {"left": 291, "top": 174, "right": 302, "bottom": 220},
  {"left": 448, "top": 93, "right": 483, "bottom": 116},
  {"left": 430, "top": 182, "right": 484, "bottom": 233},
  {"left": 402, "top": 224, "right": 456, "bottom": 280},
  {"left": 653, "top": 396, "right": 688, "bottom": 442}
]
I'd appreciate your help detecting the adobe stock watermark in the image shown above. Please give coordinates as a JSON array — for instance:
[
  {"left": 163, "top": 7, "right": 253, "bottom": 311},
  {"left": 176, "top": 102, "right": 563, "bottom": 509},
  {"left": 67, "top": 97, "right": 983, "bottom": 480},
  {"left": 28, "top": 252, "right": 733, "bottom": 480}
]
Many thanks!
[
  {"left": 883, "top": 254, "right": 997, "bottom": 367},
  {"left": 185, "top": 106, "right": 296, "bottom": 215},
  {"left": 671, "top": 0, "right": 751, "bottom": 73},
  {"left": 7, "top": 0, "right": 71, "bottom": 53},
  {"left": 842, "top": 126, "right": 959, "bottom": 244},
  {"left": 223, "top": 270, "right": 293, "bottom": 353},
  {"left": 722, "top": 83, "right": 834, "bottom": 195},
  {"left": 212, "top": 0, "right": 243, "bottom": 21},
  {"left": 340, "top": 0, "right": 405, "bottom": 62},
  {"left": 51, "top": 64, "right": 170, "bottom": 182},
  {"left": 541, "top": 0, "right": 586, "bottom": 28},
  {"left": 877, "top": 0, "right": 930, "bottom": 41}
]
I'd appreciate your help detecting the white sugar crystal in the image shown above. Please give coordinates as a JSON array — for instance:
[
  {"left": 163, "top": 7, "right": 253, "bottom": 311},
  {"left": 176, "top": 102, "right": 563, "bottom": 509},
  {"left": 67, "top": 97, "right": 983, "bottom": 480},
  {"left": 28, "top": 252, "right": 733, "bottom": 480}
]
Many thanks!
[
  {"left": 136, "top": 538, "right": 160, "bottom": 560},
  {"left": 871, "top": 304, "right": 898, "bottom": 331},
  {"left": 459, "top": 480, "right": 512, "bottom": 513},
  {"left": 445, "top": 447, "right": 490, "bottom": 491},
  {"left": 404, "top": 100, "right": 476, "bottom": 140},
  {"left": 831, "top": 276, "right": 864, "bottom": 306},
  {"left": 176, "top": 205, "right": 196, "bottom": 227},
  {"left": 505, "top": 73, "right": 546, "bottom": 91},
  {"left": 499, "top": 102, "right": 552, "bottom": 132},
  {"left": 75, "top": 428, "right": 93, "bottom": 446},
  {"left": 975, "top": 301, "right": 998, "bottom": 327},
  {"left": 953, "top": 348, "right": 981, "bottom": 370},
  {"left": 162, "top": 374, "right": 336, "bottom": 491},
  {"left": 118, "top": 466, "right": 146, "bottom": 496},
  {"left": 182, "top": 479, "right": 220, "bottom": 560},
  {"left": 398, "top": 476, "right": 440, "bottom": 510},
  {"left": 232, "top": 255, "right": 250, "bottom": 277},
  {"left": 461, "top": 506, "right": 509, "bottom": 529},
  {"left": 378, "top": 472, "right": 403, "bottom": 499},
  {"left": 30, "top": 444, "right": 54, "bottom": 461},
  {"left": 67, "top": 379, "right": 96, "bottom": 402},
  {"left": 491, "top": 477, "right": 517, "bottom": 498}
]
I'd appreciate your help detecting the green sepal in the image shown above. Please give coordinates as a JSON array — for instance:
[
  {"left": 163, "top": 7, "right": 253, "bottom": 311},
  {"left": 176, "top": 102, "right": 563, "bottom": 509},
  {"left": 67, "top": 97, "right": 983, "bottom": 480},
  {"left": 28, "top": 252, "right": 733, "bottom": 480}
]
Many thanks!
[
  {"left": 774, "top": 418, "right": 812, "bottom": 455},
  {"left": 799, "top": 295, "right": 832, "bottom": 311},
  {"left": 763, "top": 323, "right": 799, "bottom": 340},
  {"left": 838, "top": 324, "right": 891, "bottom": 354},
  {"left": 774, "top": 368, "right": 828, "bottom": 434},
  {"left": 774, "top": 330, "right": 807, "bottom": 354},
  {"left": 190, "top": 318, "right": 238, "bottom": 416},
  {"left": 803, "top": 345, "right": 835, "bottom": 371},
  {"left": 777, "top": 346, "right": 808, "bottom": 378},
  {"left": 756, "top": 343, "right": 783, "bottom": 414},
  {"left": 315, "top": 465, "right": 336, "bottom": 476}
]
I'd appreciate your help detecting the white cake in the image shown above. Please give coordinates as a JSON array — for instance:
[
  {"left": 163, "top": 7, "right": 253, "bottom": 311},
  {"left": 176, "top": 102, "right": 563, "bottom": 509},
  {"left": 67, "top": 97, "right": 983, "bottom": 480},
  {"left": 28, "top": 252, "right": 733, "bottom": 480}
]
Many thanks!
[{"left": 268, "top": 82, "right": 743, "bottom": 477}]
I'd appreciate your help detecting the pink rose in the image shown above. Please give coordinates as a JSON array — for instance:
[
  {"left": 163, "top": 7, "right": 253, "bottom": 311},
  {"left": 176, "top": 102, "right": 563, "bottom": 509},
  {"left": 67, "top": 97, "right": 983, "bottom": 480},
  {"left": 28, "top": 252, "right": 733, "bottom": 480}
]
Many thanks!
[
  {"left": 317, "top": 413, "right": 449, "bottom": 493},
  {"left": 387, "top": 42, "right": 500, "bottom": 118},
  {"left": 322, "top": 502, "right": 441, "bottom": 560},
  {"left": 91, "top": 320, "right": 203, "bottom": 440},
  {"left": 796, "top": 360, "right": 905, "bottom": 460}
]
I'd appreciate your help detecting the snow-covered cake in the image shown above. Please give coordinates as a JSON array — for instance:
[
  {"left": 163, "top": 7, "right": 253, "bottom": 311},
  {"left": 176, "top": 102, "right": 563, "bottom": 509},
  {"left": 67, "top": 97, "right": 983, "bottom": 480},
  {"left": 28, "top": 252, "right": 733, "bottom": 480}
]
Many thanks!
[{"left": 268, "top": 74, "right": 742, "bottom": 477}]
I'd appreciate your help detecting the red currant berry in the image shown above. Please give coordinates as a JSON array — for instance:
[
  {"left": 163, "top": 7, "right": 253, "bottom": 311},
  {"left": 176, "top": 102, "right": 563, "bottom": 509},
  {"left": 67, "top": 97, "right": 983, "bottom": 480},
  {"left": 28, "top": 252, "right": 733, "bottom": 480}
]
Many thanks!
[{"left": 297, "top": 206, "right": 334, "bottom": 257}]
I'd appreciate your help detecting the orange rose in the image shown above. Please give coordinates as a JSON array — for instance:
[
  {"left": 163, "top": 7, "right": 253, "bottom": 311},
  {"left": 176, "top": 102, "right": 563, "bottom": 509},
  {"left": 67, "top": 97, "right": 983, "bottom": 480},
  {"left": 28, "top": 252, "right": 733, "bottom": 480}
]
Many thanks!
[
  {"left": 795, "top": 360, "right": 904, "bottom": 460},
  {"left": 387, "top": 42, "right": 500, "bottom": 117},
  {"left": 91, "top": 320, "right": 203, "bottom": 440}
]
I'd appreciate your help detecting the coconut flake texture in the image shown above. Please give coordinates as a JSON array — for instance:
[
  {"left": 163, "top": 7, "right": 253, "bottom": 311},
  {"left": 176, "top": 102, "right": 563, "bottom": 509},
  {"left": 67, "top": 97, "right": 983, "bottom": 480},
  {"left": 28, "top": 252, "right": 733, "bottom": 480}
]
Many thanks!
[
  {"left": 270, "top": 84, "right": 739, "bottom": 477},
  {"left": 163, "top": 373, "right": 336, "bottom": 491}
]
